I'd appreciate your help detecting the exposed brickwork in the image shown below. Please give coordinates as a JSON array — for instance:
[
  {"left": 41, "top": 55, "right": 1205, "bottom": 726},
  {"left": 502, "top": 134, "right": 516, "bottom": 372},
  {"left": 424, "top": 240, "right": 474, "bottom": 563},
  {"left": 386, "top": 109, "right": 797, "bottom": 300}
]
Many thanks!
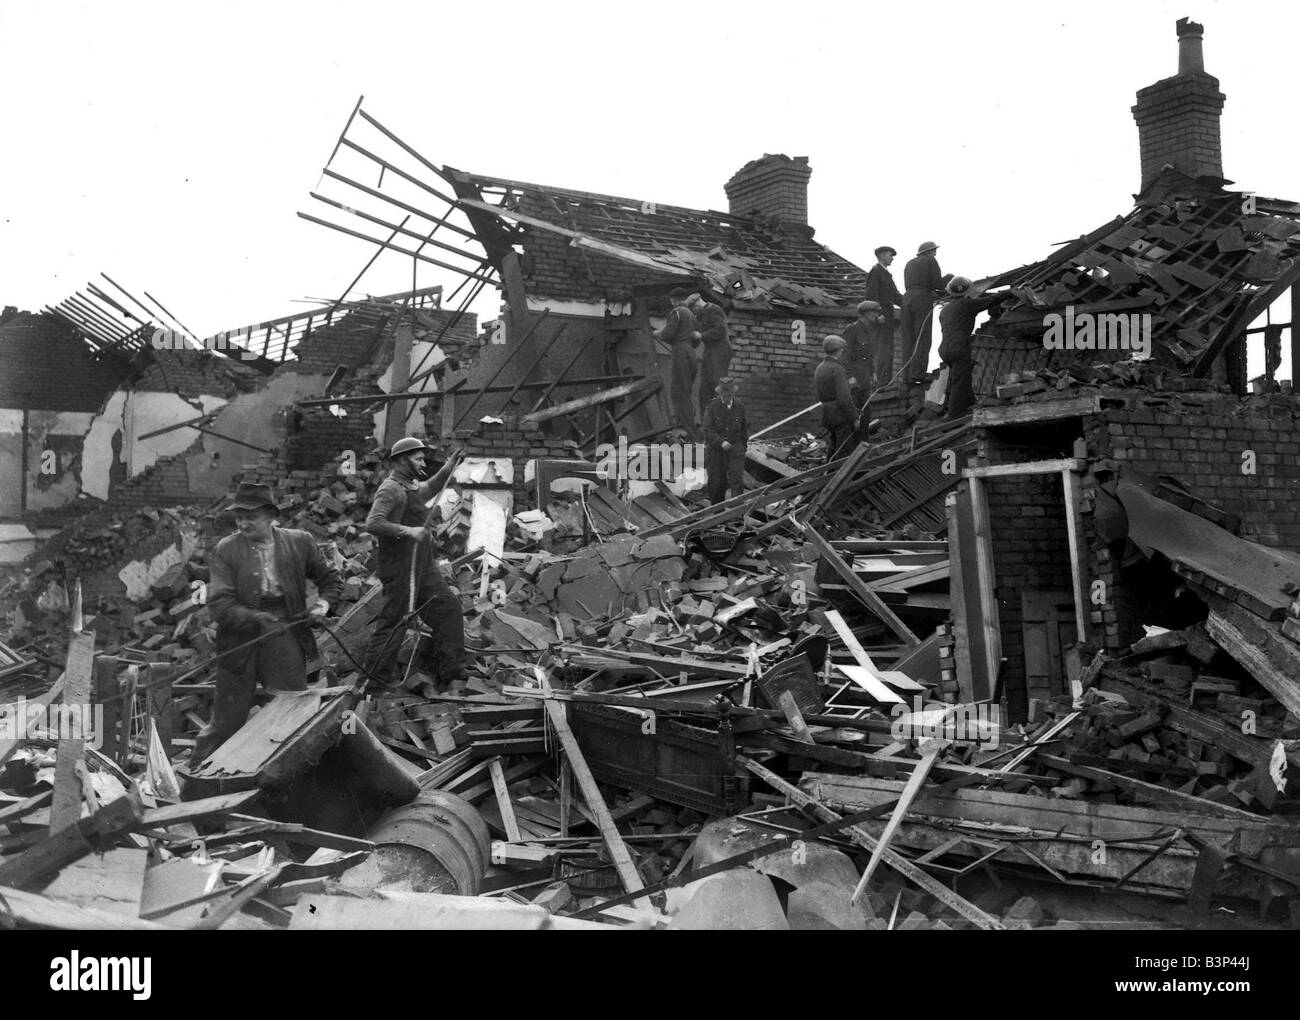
[
  {"left": 724, "top": 154, "right": 812, "bottom": 226},
  {"left": 1132, "top": 72, "right": 1225, "bottom": 189},
  {"left": 454, "top": 420, "right": 578, "bottom": 509},
  {"left": 131, "top": 347, "right": 254, "bottom": 399},
  {"left": 0, "top": 311, "right": 129, "bottom": 412}
]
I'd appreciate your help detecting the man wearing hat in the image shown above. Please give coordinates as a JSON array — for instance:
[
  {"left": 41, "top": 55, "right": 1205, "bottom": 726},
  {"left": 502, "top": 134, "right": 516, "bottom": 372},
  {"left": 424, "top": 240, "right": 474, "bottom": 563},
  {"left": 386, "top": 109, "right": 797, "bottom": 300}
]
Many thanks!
[
  {"left": 701, "top": 377, "right": 748, "bottom": 505},
  {"left": 194, "top": 483, "right": 343, "bottom": 764},
  {"left": 938, "top": 276, "right": 1004, "bottom": 420},
  {"left": 688, "top": 292, "right": 731, "bottom": 407},
  {"left": 864, "top": 246, "right": 902, "bottom": 381},
  {"left": 654, "top": 287, "right": 702, "bottom": 435},
  {"left": 841, "top": 300, "right": 885, "bottom": 401},
  {"left": 900, "top": 241, "right": 946, "bottom": 388},
  {"left": 364, "top": 436, "right": 466, "bottom": 689},
  {"left": 813, "top": 335, "right": 860, "bottom": 461}
]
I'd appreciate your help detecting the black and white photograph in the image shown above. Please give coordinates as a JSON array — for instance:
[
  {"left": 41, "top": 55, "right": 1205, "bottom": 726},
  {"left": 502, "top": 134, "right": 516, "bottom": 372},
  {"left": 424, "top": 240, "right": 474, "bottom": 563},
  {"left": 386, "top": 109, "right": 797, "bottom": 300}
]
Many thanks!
[{"left": 0, "top": 0, "right": 1296, "bottom": 979}]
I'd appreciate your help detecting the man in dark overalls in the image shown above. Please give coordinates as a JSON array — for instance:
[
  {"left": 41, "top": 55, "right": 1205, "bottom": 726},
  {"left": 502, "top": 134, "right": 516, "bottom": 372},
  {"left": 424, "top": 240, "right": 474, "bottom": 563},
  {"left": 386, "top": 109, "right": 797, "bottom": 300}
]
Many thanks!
[
  {"left": 363, "top": 436, "right": 466, "bottom": 689},
  {"left": 195, "top": 482, "right": 342, "bottom": 764}
]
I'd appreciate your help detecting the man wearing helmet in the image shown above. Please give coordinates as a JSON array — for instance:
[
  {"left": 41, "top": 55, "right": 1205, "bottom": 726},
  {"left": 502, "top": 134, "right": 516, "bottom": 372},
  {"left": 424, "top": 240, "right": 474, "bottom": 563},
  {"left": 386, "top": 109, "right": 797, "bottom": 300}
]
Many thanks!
[
  {"left": 813, "top": 335, "right": 860, "bottom": 461},
  {"left": 938, "top": 276, "right": 1005, "bottom": 420},
  {"left": 363, "top": 436, "right": 467, "bottom": 689},
  {"left": 900, "top": 241, "right": 946, "bottom": 388}
]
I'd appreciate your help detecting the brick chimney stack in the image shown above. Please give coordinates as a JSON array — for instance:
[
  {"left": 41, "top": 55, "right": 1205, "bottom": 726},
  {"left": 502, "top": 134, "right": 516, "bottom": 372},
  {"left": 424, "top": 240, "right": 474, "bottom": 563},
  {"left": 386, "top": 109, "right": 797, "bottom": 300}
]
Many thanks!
[
  {"left": 725, "top": 154, "right": 812, "bottom": 228},
  {"left": 1131, "top": 18, "right": 1226, "bottom": 190}
]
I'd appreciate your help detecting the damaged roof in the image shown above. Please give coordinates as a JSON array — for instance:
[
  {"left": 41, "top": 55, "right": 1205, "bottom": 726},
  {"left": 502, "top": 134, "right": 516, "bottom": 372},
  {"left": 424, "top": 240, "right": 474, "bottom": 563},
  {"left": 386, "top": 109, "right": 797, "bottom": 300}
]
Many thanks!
[
  {"left": 444, "top": 167, "right": 869, "bottom": 311},
  {"left": 984, "top": 169, "right": 1300, "bottom": 372}
]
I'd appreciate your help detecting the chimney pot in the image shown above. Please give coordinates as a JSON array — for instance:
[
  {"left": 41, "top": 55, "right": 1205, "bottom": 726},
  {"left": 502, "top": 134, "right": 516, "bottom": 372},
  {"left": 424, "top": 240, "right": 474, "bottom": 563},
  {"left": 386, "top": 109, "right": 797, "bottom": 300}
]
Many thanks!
[{"left": 1177, "top": 17, "right": 1205, "bottom": 74}]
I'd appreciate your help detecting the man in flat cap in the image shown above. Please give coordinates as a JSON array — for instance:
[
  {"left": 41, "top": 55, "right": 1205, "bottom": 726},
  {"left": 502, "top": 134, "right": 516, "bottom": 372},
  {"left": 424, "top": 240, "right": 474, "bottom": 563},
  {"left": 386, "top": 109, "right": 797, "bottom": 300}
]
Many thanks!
[
  {"left": 701, "top": 376, "right": 748, "bottom": 505},
  {"left": 363, "top": 436, "right": 466, "bottom": 689},
  {"left": 864, "top": 245, "right": 902, "bottom": 382},
  {"left": 194, "top": 482, "right": 342, "bottom": 764},
  {"left": 900, "top": 241, "right": 946, "bottom": 389},
  {"left": 842, "top": 300, "right": 885, "bottom": 402},
  {"left": 654, "top": 287, "right": 702, "bottom": 436},
  {"left": 813, "top": 335, "right": 859, "bottom": 461},
  {"left": 688, "top": 292, "right": 731, "bottom": 408}
]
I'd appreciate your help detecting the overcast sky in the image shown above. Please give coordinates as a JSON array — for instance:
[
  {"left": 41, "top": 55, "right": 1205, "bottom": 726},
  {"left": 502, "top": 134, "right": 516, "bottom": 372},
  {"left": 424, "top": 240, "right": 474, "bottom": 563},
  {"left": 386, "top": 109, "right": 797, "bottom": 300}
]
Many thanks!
[{"left": 2, "top": 0, "right": 1296, "bottom": 350}]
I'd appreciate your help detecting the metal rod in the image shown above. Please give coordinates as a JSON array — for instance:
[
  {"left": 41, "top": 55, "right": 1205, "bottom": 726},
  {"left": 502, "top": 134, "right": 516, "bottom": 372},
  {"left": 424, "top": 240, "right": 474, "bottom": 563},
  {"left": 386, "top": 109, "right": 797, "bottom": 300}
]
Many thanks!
[
  {"left": 325, "top": 94, "right": 364, "bottom": 172},
  {"left": 142, "top": 290, "right": 200, "bottom": 342},
  {"left": 405, "top": 275, "right": 491, "bottom": 390},
  {"left": 338, "top": 138, "right": 465, "bottom": 224},
  {"left": 322, "top": 167, "right": 478, "bottom": 243},
  {"left": 495, "top": 323, "right": 570, "bottom": 416},
  {"left": 453, "top": 309, "right": 551, "bottom": 428},
  {"left": 46, "top": 307, "right": 114, "bottom": 347},
  {"left": 528, "top": 331, "right": 599, "bottom": 414},
  {"left": 64, "top": 297, "right": 133, "bottom": 339},
  {"left": 355, "top": 109, "right": 459, "bottom": 198},
  {"left": 297, "top": 212, "right": 496, "bottom": 284},
  {"left": 100, "top": 273, "right": 163, "bottom": 326},
  {"left": 309, "top": 192, "right": 488, "bottom": 268},
  {"left": 326, "top": 214, "right": 411, "bottom": 320},
  {"left": 57, "top": 300, "right": 127, "bottom": 340}
]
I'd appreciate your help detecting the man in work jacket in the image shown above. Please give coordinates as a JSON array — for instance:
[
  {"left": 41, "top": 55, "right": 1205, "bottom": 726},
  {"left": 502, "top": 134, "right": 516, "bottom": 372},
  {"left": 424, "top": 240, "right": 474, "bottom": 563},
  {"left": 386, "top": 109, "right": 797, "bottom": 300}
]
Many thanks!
[
  {"left": 690, "top": 292, "right": 732, "bottom": 407},
  {"left": 655, "top": 287, "right": 702, "bottom": 436},
  {"left": 701, "top": 376, "right": 748, "bottom": 505},
  {"left": 900, "top": 241, "right": 946, "bottom": 386},
  {"left": 194, "top": 482, "right": 342, "bottom": 764},
  {"left": 363, "top": 436, "right": 466, "bottom": 689}
]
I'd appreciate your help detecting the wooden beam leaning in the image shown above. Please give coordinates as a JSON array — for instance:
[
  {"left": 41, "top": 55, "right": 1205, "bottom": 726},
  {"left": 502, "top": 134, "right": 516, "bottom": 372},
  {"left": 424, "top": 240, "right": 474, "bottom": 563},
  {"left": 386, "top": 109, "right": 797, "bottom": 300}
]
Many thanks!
[
  {"left": 851, "top": 738, "right": 948, "bottom": 902},
  {"left": 49, "top": 632, "right": 97, "bottom": 832},
  {"left": 522, "top": 377, "right": 659, "bottom": 426},
  {"left": 740, "top": 755, "right": 1003, "bottom": 930},
  {"left": 541, "top": 699, "right": 647, "bottom": 905},
  {"left": 800, "top": 523, "right": 918, "bottom": 647}
]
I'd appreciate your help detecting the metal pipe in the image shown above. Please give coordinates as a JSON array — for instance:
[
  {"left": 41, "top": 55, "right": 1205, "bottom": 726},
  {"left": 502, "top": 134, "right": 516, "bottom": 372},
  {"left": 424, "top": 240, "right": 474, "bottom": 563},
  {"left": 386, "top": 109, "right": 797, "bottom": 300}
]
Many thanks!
[
  {"left": 309, "top": 191, "right": 488, "bottom": 268},
  {"left": 453, "top": 309, "right": 551, "bottom": 428}
]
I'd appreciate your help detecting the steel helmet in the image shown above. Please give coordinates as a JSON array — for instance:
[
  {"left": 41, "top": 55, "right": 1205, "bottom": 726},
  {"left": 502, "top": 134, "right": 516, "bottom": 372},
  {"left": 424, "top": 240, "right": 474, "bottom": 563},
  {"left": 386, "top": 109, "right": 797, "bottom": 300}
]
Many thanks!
[
  {"left": 388, "top": 436, "right": 433, "bottom": 458},
  {"left": 946, "top": 276, "right": 973, "bottom": 296},
  {"left": 917, "top": 241, "right": 939, "bottom": 255}
]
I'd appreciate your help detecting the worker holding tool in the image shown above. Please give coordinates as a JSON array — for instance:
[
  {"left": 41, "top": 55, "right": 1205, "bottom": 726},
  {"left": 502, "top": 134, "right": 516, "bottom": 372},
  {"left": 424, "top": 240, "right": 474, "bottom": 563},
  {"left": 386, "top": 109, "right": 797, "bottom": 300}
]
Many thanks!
[
  {"left": 363, "top": 436, "right": 467, "bottom": 690},
  {"left": 654, "top": 287, "right": 702, "bottom": 437},
  {"left": 900, "top": 241, "right": 946, "bottom": 388},
  {"left": 193, "top": 483, "right": 342, "bottom": 765},
  {"left": 701, "top": 376, "right": 748, "bottom": 505},
  {"left": 938, "top": 276, "right": 1005, "bottom": 420},
  {"left": 813, "top": 335, "right": 860, "bottom": 461}
]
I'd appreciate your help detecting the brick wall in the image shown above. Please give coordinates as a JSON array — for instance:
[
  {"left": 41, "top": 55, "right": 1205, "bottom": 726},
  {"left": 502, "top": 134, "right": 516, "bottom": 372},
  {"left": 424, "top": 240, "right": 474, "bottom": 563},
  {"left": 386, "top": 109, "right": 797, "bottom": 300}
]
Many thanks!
[
  {"left": 0, "top": 311, "right": 129, "bottom": 412},
  {"left": 1086, "top": 393, "right": 1300, "bottom": 549},
  {"left": 131, "top": 347, "right": 252, "bottom": 400},
  {"left": 455, "top": 420, "right": 578, "bottom": 509},
  {"left": 1131, "top": 73, "right": 1225, "bottom": 188}
]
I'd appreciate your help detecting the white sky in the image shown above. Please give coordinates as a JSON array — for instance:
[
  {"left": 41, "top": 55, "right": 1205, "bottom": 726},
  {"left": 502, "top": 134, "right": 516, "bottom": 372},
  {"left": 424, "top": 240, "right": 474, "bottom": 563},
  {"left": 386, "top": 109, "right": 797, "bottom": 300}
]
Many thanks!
[{"left": 2, "top": 0, "right": 1297, "bottom": 357}]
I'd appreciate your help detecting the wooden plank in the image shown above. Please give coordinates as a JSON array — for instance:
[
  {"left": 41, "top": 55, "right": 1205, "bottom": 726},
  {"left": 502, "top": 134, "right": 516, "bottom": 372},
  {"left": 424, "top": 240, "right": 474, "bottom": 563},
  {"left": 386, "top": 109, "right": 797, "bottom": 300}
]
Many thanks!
[
  {"left": 1205, "top": 606, "right": 1300, "bottom": 719},
  {"left": 0, "top": 884, "right": 178, "bottom": 930},
  {"left": 972, "top": 395, "right": 1100, "bottom": 427},
  {"left": 0, "top": 790, "right": 144, "bottom": 891},
  {"left": 803, "top": 526, "right": 917, "bottom": 646},
  {"left": 1061, "top": 465, "right": 1092, "bottom": 653},
  {"left": 963, "top": 458, "right": 1085, "bottom": 479},
  {"left": 966, "top": 477, "right": 1002, "bottom": 693},
  {"left": 49, "top": 633, "right": 96, "bottom": 831},
  {"left": 136, "top": 790, "right": 260, "bottom": 829},
  {"left": 489, "top": 759, "right": 522, "bottom": 842},
  {"left": 1037, "top": 755, "right": 1263, "bottom": 820},
  {"left": 42, "top": 847, "right": 148, "bottom": 918},
  {"left": 740, "top": 756, "right": 1003, "bottom": 930},
  {"left": 522, "top": 377, "right": 658, "bottom": 425},
  {"left": 851, "top": 739, "right": 947, "bottom": 902},
  {"left": 541, "top": 698, "right": 646, "bottom": 904}
]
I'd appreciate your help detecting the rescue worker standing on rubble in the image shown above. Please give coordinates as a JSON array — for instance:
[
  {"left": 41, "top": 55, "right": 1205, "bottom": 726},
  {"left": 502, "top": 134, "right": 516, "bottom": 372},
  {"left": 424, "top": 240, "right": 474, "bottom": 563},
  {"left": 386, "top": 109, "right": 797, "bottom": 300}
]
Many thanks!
[
  {"left": 689, "top": 292, "right": 732, "bottom": 408},
  {"left": 654, "top": 287, "right": 702, "bottom": 436},
  {"left": 813, "top": 335, "right": 860, "bottom": 461},
  {"left": 701, "top": 376, "right": 748, "bottom": 505},
  {"left": 194, "top": 482, "right": 342, "bottom": 764},
  {"left": 363, "top": 436, "right": 467, "bottom": 690},
  {"left": 900, "top": 241, "right": 946, "bottom": 388},
  {"left": 864, "top": 246, "right": 902, "bottom": 381},
  {"left": 938, "top": 276, "right": 1004, "bottom": 421},
  {"left": 842, "top": 300, "right": 884, "bottom": 401}
]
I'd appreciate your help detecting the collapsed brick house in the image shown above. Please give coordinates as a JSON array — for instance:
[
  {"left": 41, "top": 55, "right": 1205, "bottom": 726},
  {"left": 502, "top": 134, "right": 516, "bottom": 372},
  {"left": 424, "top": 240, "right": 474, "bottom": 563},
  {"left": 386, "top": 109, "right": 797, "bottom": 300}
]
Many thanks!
[
  {"left": 438, "top": 155, "right": 873, "bottom": 440},
  {"left": 943, "top": 19, "right": 1300, "bottom": 721}
]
